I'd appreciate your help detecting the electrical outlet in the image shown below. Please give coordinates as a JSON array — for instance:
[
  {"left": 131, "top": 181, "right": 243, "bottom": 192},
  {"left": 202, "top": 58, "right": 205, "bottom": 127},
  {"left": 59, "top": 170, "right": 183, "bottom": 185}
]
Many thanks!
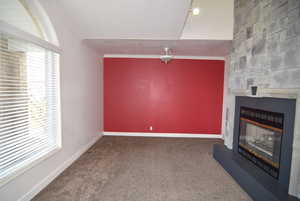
[{"left": 149, "top": 126, "right": 153, "bottom": 131}]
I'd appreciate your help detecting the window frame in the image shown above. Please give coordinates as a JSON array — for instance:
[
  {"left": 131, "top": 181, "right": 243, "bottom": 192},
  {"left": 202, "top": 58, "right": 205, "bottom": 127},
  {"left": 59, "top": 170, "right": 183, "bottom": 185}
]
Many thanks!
[{"left": 0, "top": 19, "right": 62, "bottom": 187}]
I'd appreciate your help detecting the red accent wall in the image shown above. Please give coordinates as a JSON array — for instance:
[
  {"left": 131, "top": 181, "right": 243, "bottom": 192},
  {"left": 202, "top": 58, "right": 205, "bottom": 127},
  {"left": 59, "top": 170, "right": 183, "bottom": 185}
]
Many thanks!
[{"left": 104, "top": 58, "right": 224, "bottom": 134}]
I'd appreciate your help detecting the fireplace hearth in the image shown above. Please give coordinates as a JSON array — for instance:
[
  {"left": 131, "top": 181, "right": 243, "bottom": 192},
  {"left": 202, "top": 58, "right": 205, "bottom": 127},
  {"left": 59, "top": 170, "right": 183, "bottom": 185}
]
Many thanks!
[{"left": 213, "top": 95, "right": 299, "bottom": 201}]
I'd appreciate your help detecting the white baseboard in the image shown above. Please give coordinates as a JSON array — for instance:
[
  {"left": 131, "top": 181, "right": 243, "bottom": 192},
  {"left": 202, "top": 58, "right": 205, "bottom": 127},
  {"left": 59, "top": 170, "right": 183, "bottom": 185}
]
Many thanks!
[
  {"left": 103, "top": 132, "right": 222, "bottom": 139},
  {"left": 19, "top": 133, "right": 102, "bottom": 201}
]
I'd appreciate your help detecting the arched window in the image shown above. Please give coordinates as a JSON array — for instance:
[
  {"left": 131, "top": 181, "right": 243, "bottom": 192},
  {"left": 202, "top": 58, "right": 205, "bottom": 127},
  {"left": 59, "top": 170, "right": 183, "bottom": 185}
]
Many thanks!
[{"left": 0, "top": 0, "right": 61, "bottom": 186}]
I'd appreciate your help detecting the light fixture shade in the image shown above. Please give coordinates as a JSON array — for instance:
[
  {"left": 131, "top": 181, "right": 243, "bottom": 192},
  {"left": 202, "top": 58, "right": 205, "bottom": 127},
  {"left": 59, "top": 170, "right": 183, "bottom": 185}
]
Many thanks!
[
  {"left": 192, "top": 8, "right": 200, "bottom": 15},
  {"left": 160, "top": 47, "right": 173, "bottom": 64},
  {"left": 160, "top": 55, "right": 173, "bottom": 64}
]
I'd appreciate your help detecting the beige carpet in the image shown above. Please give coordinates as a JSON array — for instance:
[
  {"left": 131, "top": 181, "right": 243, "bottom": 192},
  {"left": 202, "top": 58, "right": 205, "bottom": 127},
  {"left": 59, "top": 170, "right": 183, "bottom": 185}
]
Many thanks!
[{"left": 33, "top": 136, "right": 252, "bottom": 201}]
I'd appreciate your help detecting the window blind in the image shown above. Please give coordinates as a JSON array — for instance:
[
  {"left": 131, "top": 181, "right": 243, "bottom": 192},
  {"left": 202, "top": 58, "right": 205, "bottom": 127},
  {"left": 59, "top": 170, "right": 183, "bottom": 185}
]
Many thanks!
[{"left": 0, "top": 31, "right": 60, "bottom": 181}]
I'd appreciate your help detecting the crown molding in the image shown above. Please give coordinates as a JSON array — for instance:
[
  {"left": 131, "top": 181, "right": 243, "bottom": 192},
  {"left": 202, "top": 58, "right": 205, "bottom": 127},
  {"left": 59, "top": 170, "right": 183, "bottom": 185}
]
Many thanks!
[{"left": 103, "top": 54, "right": 225, "bottom": 60}]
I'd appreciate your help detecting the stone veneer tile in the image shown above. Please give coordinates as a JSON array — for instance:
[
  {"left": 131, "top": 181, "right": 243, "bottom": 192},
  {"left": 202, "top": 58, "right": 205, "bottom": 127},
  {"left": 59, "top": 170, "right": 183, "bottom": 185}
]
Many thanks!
[
  {"left": 284, "top": 46, "right": 300, "bottom": 68},
  {"left": 270, "top": 68, "right": 300, "bottom": 88},
  {"left": 229, "top": 0, "right": 300, "bottom": 89}
]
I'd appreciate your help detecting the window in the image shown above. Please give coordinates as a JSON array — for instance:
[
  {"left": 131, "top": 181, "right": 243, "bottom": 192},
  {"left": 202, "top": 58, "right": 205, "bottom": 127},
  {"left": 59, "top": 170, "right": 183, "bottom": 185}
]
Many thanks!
[{"left": 0, "top": 0, "right": 61, "bottom": 185}]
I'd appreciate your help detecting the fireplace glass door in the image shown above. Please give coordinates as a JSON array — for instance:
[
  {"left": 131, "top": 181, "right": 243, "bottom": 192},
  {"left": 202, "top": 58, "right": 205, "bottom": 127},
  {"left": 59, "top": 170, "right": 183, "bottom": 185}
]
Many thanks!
[{"left": 238, "top": 107, "right": 284, "bottom": 178}]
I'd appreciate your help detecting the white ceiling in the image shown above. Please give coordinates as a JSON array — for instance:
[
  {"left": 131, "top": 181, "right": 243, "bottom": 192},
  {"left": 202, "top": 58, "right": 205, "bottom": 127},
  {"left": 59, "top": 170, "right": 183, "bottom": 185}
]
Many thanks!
[
  {"left": 0, "top": 0, "right": 42, "bottom": 38},
  {"left": 55, "top": 0, "right": 191, "bottom": 40},
  {"left": 52, "top": 0, "right": 233, "bottom": 41},
  {"left": 84, "top": 39, "right": 231, "bottom": 57},
  {"left": 41, "top": 0, "right": 234, "bottom": 56},
  {"left": 181, "top": 0, "right": 234, "bottom": 40}
]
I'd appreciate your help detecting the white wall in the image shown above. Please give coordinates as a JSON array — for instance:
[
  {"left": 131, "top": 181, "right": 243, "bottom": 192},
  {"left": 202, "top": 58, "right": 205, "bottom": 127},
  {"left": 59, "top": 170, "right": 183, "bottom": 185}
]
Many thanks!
[
  {"left": 221, "top": 56, "right": 230, "bottom": 141},
  {"left": 0, "top": 1, "right": 103, "bottom": 200}
]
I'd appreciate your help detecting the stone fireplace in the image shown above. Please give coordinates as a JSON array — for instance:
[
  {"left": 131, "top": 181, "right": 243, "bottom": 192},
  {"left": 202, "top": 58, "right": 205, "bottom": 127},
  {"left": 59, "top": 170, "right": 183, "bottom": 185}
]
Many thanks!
[
  {"left": 214, "top": 88, "right": 300, "bottom": 201},
  {"left": 220, "top": 0, "right": 300, "bottom": 200}
]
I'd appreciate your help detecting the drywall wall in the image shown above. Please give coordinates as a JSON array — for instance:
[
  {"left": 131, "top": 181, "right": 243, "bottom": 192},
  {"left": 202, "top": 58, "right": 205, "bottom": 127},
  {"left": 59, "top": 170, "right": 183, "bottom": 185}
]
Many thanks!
[
  {"left": 229, "top": 0, "right": 300, "bottom": 90},
  {"left": 0, "top": 1, "right": 102, "bottom": 201},
  {"left": 104, "top": 58, "right": 224, "bottom": 134}
]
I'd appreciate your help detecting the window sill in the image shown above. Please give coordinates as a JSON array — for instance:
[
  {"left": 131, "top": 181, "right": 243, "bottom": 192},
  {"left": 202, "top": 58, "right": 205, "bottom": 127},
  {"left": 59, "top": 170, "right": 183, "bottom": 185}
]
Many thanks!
[{"left": 0, "top": 146, "right": 61, "bottom": 188}]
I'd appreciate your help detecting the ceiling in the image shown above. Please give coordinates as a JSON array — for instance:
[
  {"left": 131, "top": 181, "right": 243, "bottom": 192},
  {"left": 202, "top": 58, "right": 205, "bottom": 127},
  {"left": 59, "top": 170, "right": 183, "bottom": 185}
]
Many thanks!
[
  {"left": 84, "top": 39, "right": 231, "bottom": 57},
  {"left": 0, "top": 0, "right": 42, "bottom": 38},
  {"left": 42, "top": 0, "right": 234, "bottom": 56},
  {"left": 181, "top": 0, "right": 234, "bottom": 40},
  {"left": 55, "top": 0, "right": 191, "bottom": 40}
]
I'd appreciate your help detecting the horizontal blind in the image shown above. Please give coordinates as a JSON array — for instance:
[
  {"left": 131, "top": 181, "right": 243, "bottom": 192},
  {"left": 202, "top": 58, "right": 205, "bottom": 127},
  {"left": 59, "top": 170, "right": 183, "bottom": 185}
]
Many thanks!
[{"left": 0, "top": 31, "right": 60, "bottom": 179}]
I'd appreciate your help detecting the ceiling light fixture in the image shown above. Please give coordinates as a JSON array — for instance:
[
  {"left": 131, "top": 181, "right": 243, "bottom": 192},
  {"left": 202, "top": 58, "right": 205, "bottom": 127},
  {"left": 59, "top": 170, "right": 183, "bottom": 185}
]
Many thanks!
[
  {"left": 160, "top": 47, "right": 173, "bottom": 64},
  {"left": 192, "top": 7, "right": 200, "bottom": 15}
]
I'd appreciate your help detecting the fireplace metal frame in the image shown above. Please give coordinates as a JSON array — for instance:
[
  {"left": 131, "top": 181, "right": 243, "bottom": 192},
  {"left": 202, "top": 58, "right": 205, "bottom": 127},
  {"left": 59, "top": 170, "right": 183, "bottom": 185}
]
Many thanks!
[
  {"left": 233, "top": 96, "right": 296, "bottom": 190},
  {"left": 214, "top": 88, "right": 300, "bottom": 201}
]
